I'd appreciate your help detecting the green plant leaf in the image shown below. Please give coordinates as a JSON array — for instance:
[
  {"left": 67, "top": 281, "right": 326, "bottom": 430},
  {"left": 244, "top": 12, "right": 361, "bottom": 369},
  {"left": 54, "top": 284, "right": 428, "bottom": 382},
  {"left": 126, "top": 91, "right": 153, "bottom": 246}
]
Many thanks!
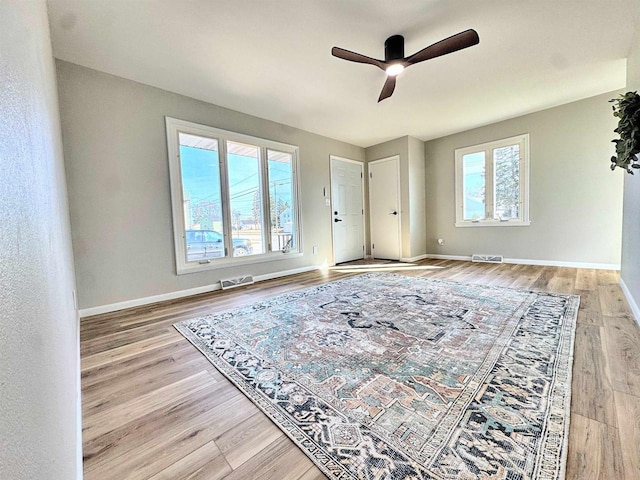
[{"left": 610, "top": 91, "right": 640, "bottom": 174}]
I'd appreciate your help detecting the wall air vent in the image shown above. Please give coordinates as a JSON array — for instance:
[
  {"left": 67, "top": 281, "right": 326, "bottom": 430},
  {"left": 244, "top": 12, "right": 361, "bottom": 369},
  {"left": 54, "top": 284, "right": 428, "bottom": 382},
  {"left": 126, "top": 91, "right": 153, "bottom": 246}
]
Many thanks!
[
  {"left": 220, "top": 275, "right": 255, "bottom": 290},
  {"left": 471, "top": 254, "right": 504, "bottom": 264}
]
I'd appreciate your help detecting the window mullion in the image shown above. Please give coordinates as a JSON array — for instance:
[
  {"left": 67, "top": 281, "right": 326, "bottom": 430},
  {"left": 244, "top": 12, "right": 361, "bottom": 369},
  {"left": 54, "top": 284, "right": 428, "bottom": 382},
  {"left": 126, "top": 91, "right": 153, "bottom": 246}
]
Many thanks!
[
  {"left": 260, "top": 147, "right": 272, "bottom": 252},
  {"left": 174, "top": 133, "right": 188, "bottom": 264},
  {"left": 291, "top": 152, "right": 300, "bottom": 250},
  {"left": 519, "top": 138, "right": 527, "bottom": 221},
  {"left": 486, "top": 148, "right": 495, "bottom": 220},
  {"left": 219, "top": 139, "right": 232, "bottom": 257}
]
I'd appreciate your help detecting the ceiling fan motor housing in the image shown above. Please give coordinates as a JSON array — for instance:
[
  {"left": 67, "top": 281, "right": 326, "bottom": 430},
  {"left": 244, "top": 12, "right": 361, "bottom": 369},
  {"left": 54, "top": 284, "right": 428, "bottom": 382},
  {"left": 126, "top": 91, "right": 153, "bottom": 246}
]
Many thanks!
[{"left": 385, "top": 35, "right": 404, "bottom": 62}]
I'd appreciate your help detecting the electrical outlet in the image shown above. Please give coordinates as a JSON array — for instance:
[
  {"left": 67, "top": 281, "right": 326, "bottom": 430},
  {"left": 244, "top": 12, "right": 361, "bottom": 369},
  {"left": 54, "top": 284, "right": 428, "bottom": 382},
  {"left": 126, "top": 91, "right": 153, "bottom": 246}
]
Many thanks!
[
  {"left": 437, "top": 238, "right": 445, "bottom": 246},
  {"left": 325, "top": 198, "right": 331, "bottom": 206},
  {"left": 313, "top": 246, "right": 318, "bottom": 254}
]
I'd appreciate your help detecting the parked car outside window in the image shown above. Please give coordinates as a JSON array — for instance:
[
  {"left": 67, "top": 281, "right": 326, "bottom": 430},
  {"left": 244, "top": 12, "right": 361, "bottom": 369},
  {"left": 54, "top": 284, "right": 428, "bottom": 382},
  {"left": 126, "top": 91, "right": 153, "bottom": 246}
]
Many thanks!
[{"left": 185, "top": 229, "right": 252, "bottom": 261}]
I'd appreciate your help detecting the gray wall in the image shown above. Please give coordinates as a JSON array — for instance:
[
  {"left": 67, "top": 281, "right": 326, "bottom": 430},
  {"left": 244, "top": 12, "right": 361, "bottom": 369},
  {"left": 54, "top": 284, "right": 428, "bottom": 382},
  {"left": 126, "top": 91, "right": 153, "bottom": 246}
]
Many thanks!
[
  {"left": 620, "top": 24, "right": 640, "bottom": 316},
  {"left": 424, "top": 91, "right": 624, "bottom": 266},
  {"left": 0, "top": 2, "right": 81, "bottom": 479},
  {"left": 56, "top": 61, "right": 364, "bottom": 309},
  {"left": 408, "top": 136, "right": 427, "bottom": 258}
]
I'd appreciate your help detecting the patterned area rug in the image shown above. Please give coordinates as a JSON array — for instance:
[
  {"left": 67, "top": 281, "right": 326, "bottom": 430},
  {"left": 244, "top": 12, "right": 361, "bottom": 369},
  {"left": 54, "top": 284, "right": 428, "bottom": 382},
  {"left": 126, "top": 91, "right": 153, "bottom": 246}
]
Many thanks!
[{"left": 175, "top": 273, "right": 579, "bottom": 479}]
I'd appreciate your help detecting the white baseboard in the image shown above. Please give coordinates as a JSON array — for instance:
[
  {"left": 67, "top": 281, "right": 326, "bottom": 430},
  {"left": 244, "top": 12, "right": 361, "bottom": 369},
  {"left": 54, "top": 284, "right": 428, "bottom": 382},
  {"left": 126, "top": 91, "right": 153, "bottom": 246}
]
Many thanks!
[
  {"left": 425, "top": 254, "right": 473, "bottom": 262},
  {"left": 619, "top": 277, "right": 640, "bottom": 327},
  {"left": 400, "top": 254, "right": 428, "bottom": 262},
  {"left": 424, "top": 254, "right": 620, "bottom": 270},
  {"left": 79, "top": 265, "right": 320, "bottom": 318},
  {"left": 503, "top": 258, "right": 620, "bottom": 270},
  {"left": 252, "top": 265, "right": 320, "bottom": 283}
]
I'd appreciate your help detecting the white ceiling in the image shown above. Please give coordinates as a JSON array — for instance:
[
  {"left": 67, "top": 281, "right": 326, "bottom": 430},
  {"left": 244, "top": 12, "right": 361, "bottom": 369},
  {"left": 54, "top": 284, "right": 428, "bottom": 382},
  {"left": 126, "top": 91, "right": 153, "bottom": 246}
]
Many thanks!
[{"left": 47, "top": 0, "right": 640, "bottom": 148}]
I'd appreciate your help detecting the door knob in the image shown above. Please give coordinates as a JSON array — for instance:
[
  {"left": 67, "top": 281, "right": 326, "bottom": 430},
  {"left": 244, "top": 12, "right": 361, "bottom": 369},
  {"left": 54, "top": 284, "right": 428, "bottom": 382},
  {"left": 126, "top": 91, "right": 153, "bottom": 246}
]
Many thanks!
[
  {"left": 390, "top": 211, "right": 398, "bottom": 215},
  {"left": 334, "top": 218, "right": 343, "bottom": 222}
]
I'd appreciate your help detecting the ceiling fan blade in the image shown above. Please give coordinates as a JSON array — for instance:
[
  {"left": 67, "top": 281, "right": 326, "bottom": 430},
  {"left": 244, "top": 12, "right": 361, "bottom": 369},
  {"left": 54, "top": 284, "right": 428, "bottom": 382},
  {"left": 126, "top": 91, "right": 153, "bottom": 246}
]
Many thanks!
[
  {"left": 378, "top": 76, "right": 396, "bottom": 102},
  {"left": 405, "top": 29, "right": 479, "bottom": 65},
  {"left": 332, "top": 47, "right": 386, "bottom": 70}
]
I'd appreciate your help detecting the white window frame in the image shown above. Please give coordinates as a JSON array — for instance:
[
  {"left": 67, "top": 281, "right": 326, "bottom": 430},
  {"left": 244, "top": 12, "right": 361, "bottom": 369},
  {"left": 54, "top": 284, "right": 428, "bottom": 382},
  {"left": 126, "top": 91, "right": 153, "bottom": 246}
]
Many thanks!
[
  {"left": 166, "top": 117, "right": 302, "bottom": 274},
  {"left": 454, "top": 133, "right": 530, "bottom": 227}
]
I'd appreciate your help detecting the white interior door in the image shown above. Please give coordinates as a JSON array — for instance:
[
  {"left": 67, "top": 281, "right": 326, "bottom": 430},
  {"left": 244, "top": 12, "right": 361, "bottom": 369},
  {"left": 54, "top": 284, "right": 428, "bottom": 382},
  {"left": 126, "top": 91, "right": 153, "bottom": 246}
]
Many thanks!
[
  {"left": 369, "top": 156, "right": 401, "bottom": 260},
  {"left": 331, "top": 156, "right": 364, "bottom": 264}
]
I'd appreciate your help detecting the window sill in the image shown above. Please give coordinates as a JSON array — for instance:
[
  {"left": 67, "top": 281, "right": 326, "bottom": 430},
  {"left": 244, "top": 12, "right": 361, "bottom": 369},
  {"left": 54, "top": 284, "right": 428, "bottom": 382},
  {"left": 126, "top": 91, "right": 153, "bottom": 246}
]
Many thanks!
[
  {"left": 455, "top": 220, "right": 531, "bottom": 228},
  {"left": 177, "top": 251, "right": 303, "bottom": 275}
]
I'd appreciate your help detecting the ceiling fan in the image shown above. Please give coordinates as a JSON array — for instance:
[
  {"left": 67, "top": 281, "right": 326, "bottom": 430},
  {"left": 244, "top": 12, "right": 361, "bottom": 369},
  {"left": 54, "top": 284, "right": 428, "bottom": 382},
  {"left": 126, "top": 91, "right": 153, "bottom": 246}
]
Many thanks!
[{"left": 331, "top": 29, "right": 479, "bottom": 102}]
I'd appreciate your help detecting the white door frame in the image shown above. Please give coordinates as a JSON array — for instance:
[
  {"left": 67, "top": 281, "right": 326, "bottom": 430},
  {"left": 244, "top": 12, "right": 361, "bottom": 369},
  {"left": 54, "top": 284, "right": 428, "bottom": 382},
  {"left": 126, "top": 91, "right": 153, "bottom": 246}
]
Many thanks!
[
  {"left": 330, "top": 155, "right": 366, "bottom": 265},
  {"left": 368, "top": 155, "right": 401, "bottom": 260}
]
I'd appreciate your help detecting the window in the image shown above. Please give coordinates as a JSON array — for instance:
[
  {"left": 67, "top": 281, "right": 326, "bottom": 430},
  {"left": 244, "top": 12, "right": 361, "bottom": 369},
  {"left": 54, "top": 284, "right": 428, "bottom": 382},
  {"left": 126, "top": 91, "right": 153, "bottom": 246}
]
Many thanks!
[
  {"left": 455, "top": 134, "right": 530, "bottom": 227},
  {"left": 166, "top": 117, "right": 301, "bottom": 274}
]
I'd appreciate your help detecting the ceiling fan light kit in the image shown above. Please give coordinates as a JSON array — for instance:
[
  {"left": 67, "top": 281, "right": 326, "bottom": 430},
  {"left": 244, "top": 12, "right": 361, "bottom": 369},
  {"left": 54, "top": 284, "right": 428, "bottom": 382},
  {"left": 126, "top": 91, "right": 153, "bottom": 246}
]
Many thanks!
[
  {"left": 332, "top": 29, "right": 480, "bottom": 102},
  {"left": 385, "top": 63, "right": 405, "bottom": 76}
]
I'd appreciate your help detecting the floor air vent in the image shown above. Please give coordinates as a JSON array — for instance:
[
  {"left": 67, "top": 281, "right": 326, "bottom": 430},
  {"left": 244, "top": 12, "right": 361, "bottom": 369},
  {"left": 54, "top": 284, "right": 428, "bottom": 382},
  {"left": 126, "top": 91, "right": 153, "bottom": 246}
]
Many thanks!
[
  {"left": 220, "top": 275, "right": 255, "bottom": 290},
  {"left": 471, "top": 254, "right": 504, "bottom": 263}
]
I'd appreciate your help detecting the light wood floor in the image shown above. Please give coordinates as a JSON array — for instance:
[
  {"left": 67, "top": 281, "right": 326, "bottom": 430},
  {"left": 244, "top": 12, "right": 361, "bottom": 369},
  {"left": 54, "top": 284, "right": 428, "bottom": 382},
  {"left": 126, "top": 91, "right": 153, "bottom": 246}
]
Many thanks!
[{"left": 80, "top": 260, "right": 640, "bottom": 479}]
